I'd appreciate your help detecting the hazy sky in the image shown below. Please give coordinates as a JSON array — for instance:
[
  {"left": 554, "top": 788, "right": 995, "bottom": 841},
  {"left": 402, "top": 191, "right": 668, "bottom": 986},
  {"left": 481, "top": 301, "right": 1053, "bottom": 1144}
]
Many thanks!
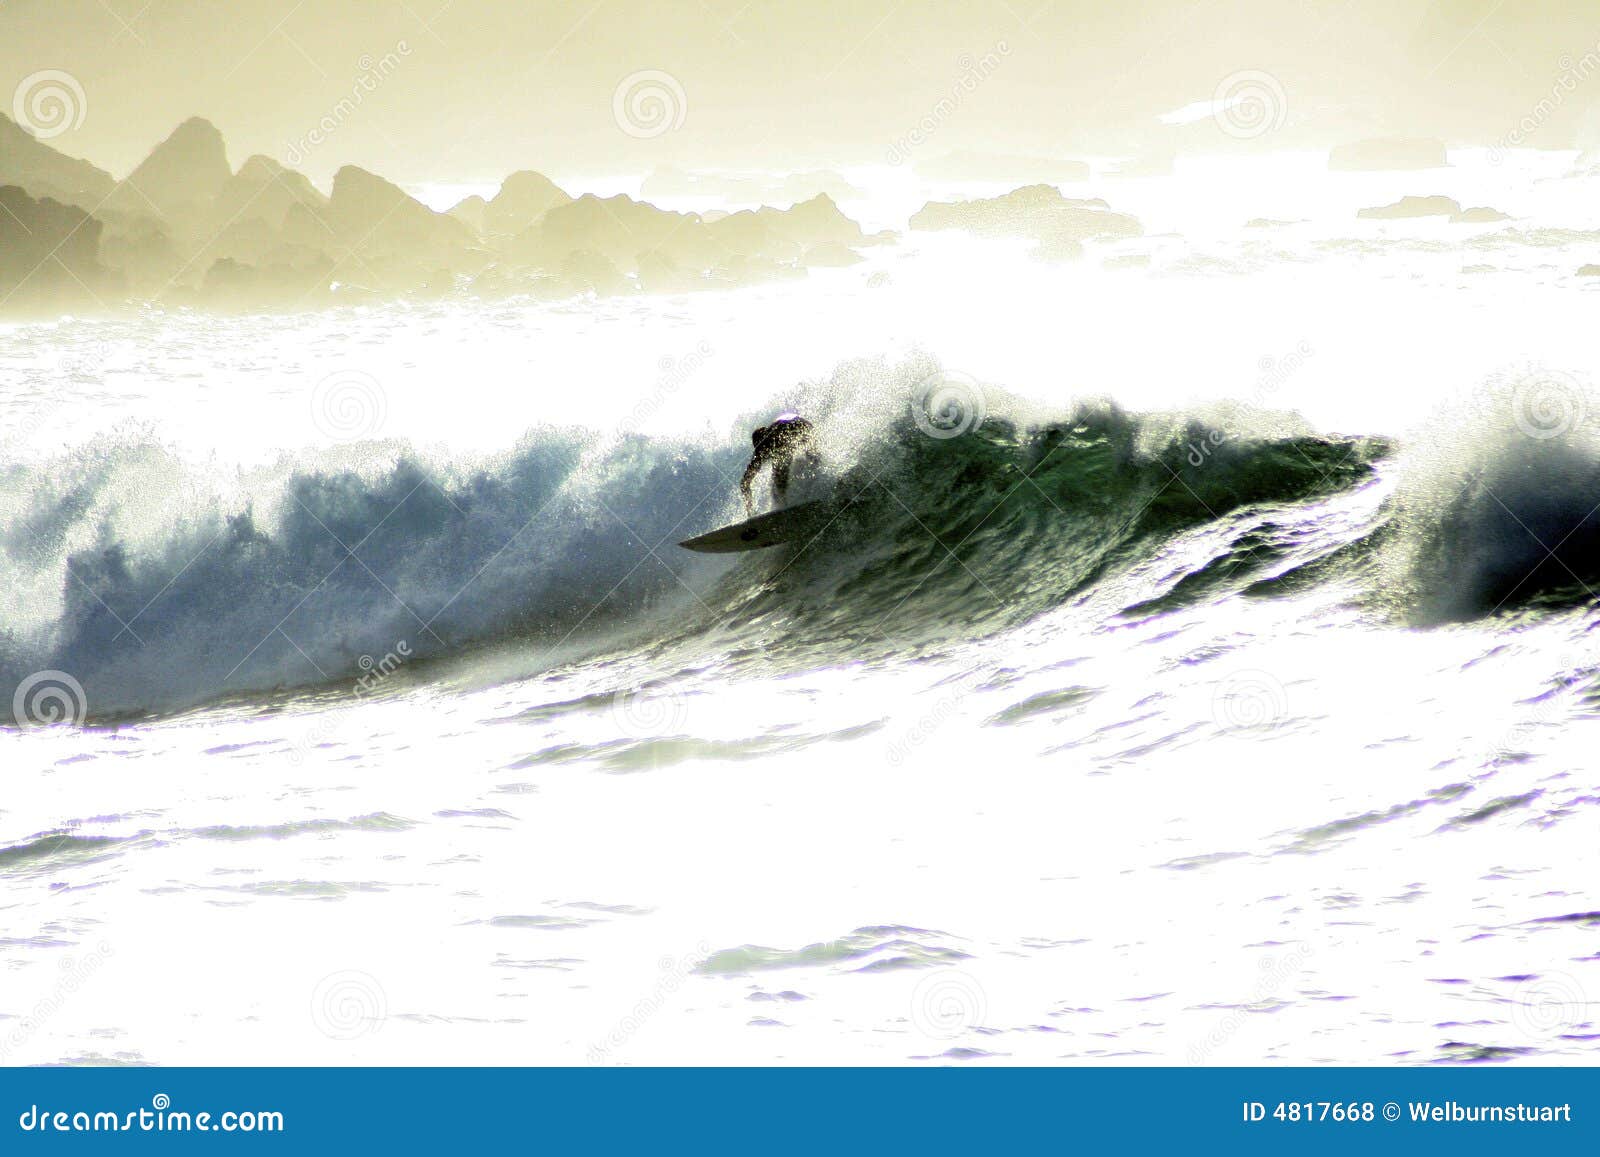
[{"left": 5, "top": 0, "right": 1600, "bottom": 185}]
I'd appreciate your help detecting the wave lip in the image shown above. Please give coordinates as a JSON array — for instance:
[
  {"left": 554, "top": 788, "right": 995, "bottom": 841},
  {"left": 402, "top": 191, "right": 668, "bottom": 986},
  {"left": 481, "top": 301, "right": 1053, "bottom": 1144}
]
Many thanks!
[
  {"left": 1, "top": 425, "right": 737, "bottom": 721},
  {"left": 0, "top": 832, "right": 133, "bottom": 876},
  {"left": 1378, "top": 369, "right": 1600, "bottom": 624}
]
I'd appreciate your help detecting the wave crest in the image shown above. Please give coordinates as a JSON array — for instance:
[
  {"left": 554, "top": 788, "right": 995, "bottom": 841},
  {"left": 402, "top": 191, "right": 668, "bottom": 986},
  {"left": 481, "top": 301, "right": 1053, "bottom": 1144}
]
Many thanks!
[{"left": 1, "top": 364, "right": 1387, "bottom": 721}]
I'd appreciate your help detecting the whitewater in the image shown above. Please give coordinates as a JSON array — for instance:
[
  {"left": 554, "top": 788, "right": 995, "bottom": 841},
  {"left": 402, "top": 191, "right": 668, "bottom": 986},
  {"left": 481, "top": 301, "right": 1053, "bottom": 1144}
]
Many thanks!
[{"left": 2, "top": 150, "right": 1597, "bottom": 1065}]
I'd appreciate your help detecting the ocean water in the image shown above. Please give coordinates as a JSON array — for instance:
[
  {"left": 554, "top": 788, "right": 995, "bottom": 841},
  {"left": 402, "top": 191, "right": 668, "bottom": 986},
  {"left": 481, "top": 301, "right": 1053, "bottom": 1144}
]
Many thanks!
[{"left": 3, "top": 151, "right": 1598, "bottom": 1066}]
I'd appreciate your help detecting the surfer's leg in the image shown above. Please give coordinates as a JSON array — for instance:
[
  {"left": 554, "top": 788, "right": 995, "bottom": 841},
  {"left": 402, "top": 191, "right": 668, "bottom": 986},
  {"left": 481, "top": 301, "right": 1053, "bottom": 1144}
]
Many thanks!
[{"left": 772, "top": 456, "right": 792, "bottom": 503}]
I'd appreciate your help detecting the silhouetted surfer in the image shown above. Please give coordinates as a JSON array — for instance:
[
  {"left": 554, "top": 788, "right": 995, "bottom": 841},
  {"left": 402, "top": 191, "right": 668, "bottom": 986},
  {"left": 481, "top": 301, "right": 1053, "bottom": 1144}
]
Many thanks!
[{"left": 741, "top": 413, "right": 816, "bottom": 515}]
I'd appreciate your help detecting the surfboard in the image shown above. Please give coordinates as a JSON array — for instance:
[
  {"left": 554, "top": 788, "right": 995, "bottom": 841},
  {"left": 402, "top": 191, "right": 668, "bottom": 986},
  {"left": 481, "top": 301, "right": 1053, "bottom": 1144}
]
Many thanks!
[{"left": 678, "top": 500, "right": 832, "bottom": 553}]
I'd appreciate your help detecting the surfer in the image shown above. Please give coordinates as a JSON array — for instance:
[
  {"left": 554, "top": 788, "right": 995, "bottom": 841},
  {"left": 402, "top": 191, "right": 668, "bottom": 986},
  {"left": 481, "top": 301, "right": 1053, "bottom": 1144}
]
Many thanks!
[{"left": 741, "top": 413, "right": 817, "bottom": 516}]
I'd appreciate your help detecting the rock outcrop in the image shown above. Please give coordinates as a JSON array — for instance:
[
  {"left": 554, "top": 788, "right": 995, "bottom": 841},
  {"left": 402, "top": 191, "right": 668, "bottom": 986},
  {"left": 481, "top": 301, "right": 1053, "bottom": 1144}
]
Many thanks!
[
  {"left": 0, "top": 114, "right": 115, "bottom": 210},
  {"left": 447, "top": 194, "right": 487, "bottom": 235},
  {"left": 507, "top": 192, "right": 870, "bottom": 293},
  {"left": 0, "top": 115, "right": 881, "bottom": 311},
  {"left": 0, "top": 185, "right": 110, "bottom": 306},
  {"left": 213, "top": 155, "right": 330, "bottom": 228},
  {"left": 910, "top": 184, "right": 1141, "bottom": 258},
  {"left": 106, "top": 116, "right": 232, "bottom": 222},
  {"left": 1449, "top": 206, "right": 1511, "bottom": 224},
  {"left": 478, "top": 170, "right": 572, "bottom": 237},
  {"left": 1357, "top": 195, "right": 1461, "bottom": 219},
  {"left": 324, "top": 165, "right": 479, "bottom": 281}
]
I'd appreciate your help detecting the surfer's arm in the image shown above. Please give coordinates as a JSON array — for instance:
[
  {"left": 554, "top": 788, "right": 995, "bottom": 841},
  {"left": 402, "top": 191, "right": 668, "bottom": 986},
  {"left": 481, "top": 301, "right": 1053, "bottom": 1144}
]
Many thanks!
[{"left": 740, "top": 451, "right": 766, "bottom": 515}]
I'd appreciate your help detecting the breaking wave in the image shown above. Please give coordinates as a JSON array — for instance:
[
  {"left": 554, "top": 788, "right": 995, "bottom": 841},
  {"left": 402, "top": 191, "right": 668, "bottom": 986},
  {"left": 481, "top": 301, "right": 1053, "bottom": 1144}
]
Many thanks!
[{"left": 8, "top": 356, "right": 1600, "bottom": 723}]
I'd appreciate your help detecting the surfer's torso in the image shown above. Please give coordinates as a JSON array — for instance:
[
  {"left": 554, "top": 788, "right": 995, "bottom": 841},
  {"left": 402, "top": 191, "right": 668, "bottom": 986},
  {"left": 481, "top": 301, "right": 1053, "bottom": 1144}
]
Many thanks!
[{"left": 741, "top": 414, "right": 817, "bottom": 514}]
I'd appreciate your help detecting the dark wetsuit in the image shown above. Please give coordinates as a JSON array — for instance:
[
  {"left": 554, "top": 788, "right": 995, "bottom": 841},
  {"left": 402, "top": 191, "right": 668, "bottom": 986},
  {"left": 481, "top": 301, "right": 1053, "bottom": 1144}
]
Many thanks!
[{"left": 741, "top": 415, "right": 815, "bottom": 515}]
